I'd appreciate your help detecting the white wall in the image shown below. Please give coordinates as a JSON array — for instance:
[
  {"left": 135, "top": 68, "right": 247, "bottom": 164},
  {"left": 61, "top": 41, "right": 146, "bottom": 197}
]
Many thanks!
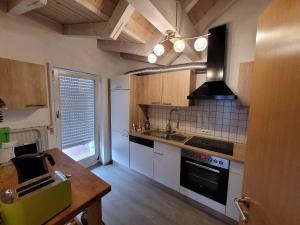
[
  {"left": 174, "top": 0, "right": 270, "bottom": 91},
  {"left": 195, "top": 0, "right": 270, "bottom": 92},
  {"left": 0, "top": 11, "right": 148, "bottom": 163}
]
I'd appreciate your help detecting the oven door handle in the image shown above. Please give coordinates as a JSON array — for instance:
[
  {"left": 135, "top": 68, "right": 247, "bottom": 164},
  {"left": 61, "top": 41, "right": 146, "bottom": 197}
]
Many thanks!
[{"left": 185, "top": 160, "right": 220, "bottom": 174}]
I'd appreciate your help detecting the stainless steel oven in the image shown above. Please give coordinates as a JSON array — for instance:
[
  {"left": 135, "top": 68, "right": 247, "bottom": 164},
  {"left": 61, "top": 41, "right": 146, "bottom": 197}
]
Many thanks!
[{"left": 180, "top": 149, "right": 230, "bottom": 205}]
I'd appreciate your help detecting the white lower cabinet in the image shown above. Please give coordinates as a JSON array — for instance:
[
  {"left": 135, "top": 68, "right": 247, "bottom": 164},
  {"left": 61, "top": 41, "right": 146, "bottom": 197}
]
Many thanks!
[
  {"left": 153, "top": 142, "right": 181, "bottom": 191},
  {"left": 225, "top": 161, "right": 244, "bottom": 221},
  {"left": 129, "top": 141, "right": 154, "bottom": 178}
]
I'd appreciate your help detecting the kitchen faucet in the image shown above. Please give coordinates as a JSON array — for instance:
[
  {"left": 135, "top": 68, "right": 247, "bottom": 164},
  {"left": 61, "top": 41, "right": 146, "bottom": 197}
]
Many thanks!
[{"left": 166, "top": 108, "right": 180, "bottom": 133}]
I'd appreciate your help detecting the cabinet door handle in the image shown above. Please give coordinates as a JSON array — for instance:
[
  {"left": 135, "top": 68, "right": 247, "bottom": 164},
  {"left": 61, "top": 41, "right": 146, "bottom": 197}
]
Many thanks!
[
  {"left": 234, "top": 197, "right": 250, "bottom": 223},
  {"left": 25, "top": 104, "right": 46, "bottom": 107},
  {"left": 163, "top": 102, "right": 172, "bottom": 105},
  {"left": 151, "top": 102, "right": 160, "bottom": 105}
]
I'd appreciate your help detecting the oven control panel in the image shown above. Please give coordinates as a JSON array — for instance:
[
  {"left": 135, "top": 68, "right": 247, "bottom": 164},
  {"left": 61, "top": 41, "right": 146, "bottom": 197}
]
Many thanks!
[{"left": 181, "top": 149, "right": 229, "bottom": 169}]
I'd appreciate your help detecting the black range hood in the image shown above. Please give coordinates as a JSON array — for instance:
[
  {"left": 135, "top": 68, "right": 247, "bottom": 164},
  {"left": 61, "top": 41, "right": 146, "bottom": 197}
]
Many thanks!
[{"left": 188, "top": 24, "right": 237, "bottom": 100}]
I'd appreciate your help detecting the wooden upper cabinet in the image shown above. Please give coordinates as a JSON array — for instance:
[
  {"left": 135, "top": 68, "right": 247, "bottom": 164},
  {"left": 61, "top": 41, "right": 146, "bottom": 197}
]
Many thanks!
[
  {"left": 137, "top": 74, "right": 162, "bottom": 105},
  {"left": 147, "top": 74, "right": 163, "bottom": 105},
  {"left": 162, "top": 70, "right": 196, "bottom": 107},
  {"left": 136, "top": 70, "right": 196, "bottom": 107},
  {"left": 237, "top": 61, "right": 254, "bottom": 107},
  {"left": 0, "top": 58, "right": 47, "bottom": 110}
]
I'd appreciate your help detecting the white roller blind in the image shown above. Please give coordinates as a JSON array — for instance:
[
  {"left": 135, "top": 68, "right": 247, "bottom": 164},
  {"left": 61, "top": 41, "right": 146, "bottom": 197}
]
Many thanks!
[{"left": 59, "top": 75, "right": 95, "bottom": 149}]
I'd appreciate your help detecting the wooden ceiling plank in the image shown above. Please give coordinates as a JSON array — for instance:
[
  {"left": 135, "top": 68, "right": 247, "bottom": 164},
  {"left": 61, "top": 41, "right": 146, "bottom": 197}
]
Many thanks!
[
  {"left": 59, "top": 0, "right": 101, "bottom": 22},
  {"left": 195, "top": 0, "right": 238, "bottom": 33},
  {"left": 84, "top": 0, "right": 119, "bottom": 18},
  {"left": 101, "top": 0, "right": 134, "bottom": 40},
  {"left": 46, "top": 1, "right": 83, "bottom": 23},
  {"left": 188, "top": 0, "right": 218, "bottom": 24},
  {"left": 8, "top": 0, "right": 47, "bottom": 15},
  {"left": 126, "top": 0, "right": 201, "bottom": 61},
  {"left": 121, "top": 28, "right": 147, "bottom": 44},
  {"left": 63, "top": 22, "right": 107, "bottom": 37},
  {"left": 72, "top": 0, "right": 110, "bottom": 21},
  {"left": 63, "top": 0, "right": 134, "bottom": 39},
  {"left": 36, "top": 0, "right": 89, "bottom": 24}
]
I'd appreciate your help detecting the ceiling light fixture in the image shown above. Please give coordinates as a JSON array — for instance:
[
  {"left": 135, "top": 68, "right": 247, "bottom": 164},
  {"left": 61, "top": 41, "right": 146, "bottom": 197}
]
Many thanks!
[
  {"left": 173, "top": 39, "right": 185, "bottom": 53},
  {"left": 153, "top": 44, "right": 165, "bottom": 56},
  {"left": 194, "top": 36, "right": 208, "bottom": 52},
  {"left": 147, "top": 0, "right": 210, "bottom": 63},
  {"left": 147, "top": 33, "right": 210, "bottom": 63},
  {"left": 147, "top": 53, "right": 157, "bottom": 64}
]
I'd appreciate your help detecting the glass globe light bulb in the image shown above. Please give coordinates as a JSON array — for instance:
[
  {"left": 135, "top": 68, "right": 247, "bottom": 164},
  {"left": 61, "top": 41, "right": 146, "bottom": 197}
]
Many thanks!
[
  {"left": 194, "top": 37, "right": 208, "bottom": 52},
  {"left": 153, "top": 44, "right": 165, "bottom": 56},
  {"left": 173, "top": 39, "right": 185, "bottom": 53},
  {"left": 147, "top": 53, "right": 157, "bottom": 64}
]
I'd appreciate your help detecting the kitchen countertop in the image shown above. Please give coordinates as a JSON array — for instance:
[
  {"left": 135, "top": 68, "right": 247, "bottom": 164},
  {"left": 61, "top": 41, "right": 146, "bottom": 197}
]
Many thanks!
[{"left": 129, "top": 131, "right": 247, "bottom": 163}]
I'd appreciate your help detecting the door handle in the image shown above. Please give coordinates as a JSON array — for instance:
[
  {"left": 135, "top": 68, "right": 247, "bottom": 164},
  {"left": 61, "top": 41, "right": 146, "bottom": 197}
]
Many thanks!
[
  {"left": 154, "top": 151, "right": 163, "bottom": 156},
  {"left": 234, "top": 197, "right": 250, "bottom": 223},
  {"left": 185, "top": 160, "right": 220, "bottom": 173}
]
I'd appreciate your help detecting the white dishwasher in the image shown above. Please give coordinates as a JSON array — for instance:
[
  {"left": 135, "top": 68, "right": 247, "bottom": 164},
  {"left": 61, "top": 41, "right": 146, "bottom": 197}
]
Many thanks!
[{"left": 129, "top": 136, "right": 154, "bottom": 178}]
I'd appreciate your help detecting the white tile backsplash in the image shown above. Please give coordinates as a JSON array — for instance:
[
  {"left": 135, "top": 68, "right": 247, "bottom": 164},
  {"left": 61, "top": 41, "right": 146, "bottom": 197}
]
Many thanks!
[{"left": 147, "top": 100, "right": 249, "bottom": 144}]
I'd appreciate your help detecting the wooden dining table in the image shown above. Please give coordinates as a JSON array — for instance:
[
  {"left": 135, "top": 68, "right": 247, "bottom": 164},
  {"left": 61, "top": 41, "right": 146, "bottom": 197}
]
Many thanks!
[{"left": 0, "top": 149, "right": 111, "bottom": 225}]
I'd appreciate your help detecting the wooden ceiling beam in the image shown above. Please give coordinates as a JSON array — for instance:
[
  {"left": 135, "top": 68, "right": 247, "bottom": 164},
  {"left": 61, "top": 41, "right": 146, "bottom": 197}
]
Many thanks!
[
  {"left": 126, "top": 0, "right": 201, "bottom": 61},
  {"left": 98, "top": 40, "right": 148, "bottom": 56},
  {"left": 120, "top": 53, "right": 166, "bottom": 66},
  {"left": 63, "top": 0, "right": 134, "bottom": 40},
  {"left": 8, "top": 0, "right": 47, "bottom": 15},
  {"left": 181, "top": 0, "right": 200, "bottom": 12},
  {"left": 63, "top": 22, "right": 107, "bottom": 37},
  {"left": 72, "top": 0, "right": 110, "bottom": 21},
  {"left": 101, "top": 0, "right": 134, "bottom": 40}
]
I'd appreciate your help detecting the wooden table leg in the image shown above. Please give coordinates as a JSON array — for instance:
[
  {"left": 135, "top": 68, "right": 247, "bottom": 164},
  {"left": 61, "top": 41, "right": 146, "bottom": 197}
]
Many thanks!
[{"left": 86, "top": 199, "right": 102, "bottom": 225}]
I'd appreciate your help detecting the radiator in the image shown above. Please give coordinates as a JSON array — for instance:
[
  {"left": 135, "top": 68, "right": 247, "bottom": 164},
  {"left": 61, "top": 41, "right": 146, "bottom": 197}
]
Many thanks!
[{"left": 10, "top": 126, "right": 48, "bottom": 152}]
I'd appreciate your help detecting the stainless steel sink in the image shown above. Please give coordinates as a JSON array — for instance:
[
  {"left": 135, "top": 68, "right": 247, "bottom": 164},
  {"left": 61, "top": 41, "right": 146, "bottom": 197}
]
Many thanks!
[
  {"left": 143, "top": 130, "right": 188, "bottom": 143},
  {"left": 166, "top": 134, "right": 188, "bottom": 142}
]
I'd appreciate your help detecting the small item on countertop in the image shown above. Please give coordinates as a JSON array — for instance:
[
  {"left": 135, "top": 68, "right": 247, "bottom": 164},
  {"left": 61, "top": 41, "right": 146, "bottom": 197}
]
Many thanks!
[
  {"left": 0, "top": 127, "right": 10, "bottom": 149},
  {"left": 144, "top": 116, "right": 151, "bottom": 130},
  {"left": 132, "top": 123, "right": 137, "bottom": 132},
  {"left": 137, "top": 122, "right": 142, "bottom": 132}
]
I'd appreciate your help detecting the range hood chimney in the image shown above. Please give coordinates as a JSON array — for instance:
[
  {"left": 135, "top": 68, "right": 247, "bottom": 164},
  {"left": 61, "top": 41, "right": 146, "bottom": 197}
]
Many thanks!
[{"left": 187, "top": 24, "right": 237, "bottom": 100}]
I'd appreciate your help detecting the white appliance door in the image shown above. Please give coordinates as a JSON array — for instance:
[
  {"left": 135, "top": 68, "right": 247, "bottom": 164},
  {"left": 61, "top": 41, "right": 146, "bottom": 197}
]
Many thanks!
[
  {"left": 111, "top": 75, "right": 130, "bottom": 90},
  {"left": 111, "top": 90, "right": 129, "bottom": 132},
  {"left": 111, "top": 130, "right": 129, "bottom": 167}
]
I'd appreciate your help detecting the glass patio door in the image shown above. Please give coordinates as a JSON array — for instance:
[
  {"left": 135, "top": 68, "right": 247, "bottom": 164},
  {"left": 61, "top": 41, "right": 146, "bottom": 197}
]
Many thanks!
[{"left": 53, "top": 69, "right": 99, "bottom": 167}]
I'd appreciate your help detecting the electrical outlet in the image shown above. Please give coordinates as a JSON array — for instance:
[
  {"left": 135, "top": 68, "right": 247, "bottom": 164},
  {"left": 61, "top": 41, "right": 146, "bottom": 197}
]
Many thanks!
[
  {"left": 200, "top": 129, "right": 209, "bottom": 134},
  {"left": 200, "top": 129, "right": 213, "bottom": 136}
]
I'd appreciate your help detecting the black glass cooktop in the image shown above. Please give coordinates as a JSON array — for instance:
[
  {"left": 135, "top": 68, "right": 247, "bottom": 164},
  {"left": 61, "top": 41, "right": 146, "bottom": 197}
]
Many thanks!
[{"left": 184, "top": 136, "right": 234, "bottom": 156}]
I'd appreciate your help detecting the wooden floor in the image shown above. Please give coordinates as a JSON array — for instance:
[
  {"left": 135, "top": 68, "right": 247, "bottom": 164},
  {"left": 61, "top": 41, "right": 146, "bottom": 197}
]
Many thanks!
[{"left": 92, "top": 165, "right": 230, "bottom": 225}]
